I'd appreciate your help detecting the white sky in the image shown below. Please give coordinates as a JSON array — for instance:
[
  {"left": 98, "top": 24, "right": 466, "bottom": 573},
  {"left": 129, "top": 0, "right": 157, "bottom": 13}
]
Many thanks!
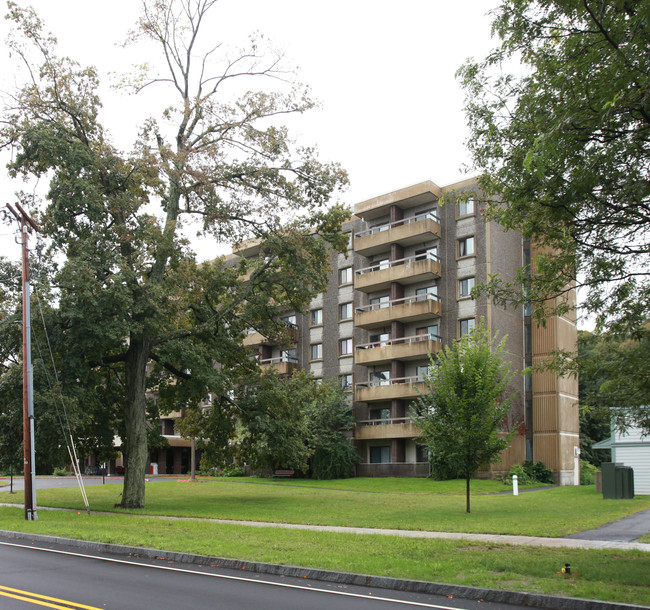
[{"left": 0, "top": 0, "right": 502, "bottom": 261}]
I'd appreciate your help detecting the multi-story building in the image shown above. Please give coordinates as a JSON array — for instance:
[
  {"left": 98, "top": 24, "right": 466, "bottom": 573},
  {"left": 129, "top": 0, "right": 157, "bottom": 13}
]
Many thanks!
[{"left": 156, "top": 177, "right": 580, "bottom": 483}]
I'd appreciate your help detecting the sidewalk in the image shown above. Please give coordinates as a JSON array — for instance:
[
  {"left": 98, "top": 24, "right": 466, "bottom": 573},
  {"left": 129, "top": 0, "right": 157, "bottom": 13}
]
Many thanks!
[{"left": 2, "top": 501, "right": 649, "bottom": 552}]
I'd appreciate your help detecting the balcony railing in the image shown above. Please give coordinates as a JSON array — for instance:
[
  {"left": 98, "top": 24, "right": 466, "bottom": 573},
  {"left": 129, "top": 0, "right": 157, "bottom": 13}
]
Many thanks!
[
  {"left": 357, "top": 416, "right": 414, "bottom": 426},
  {"left": 356, "top": 374, "right": 425, "bottom": 389},
  {"left": 354, "top": 210, "right": 440, "bottom": 239},
  {"left": 355, "top": 332, "right": 440, "bottom": 351},
  {"left": 356, "top": 292, "right": 439, "bottom": 313},
  {"left": 355, "top": 251, "right": 440, "bottom": 276},
  {"left": 259, "top": 355, "right": 299, "bottom": 366}
]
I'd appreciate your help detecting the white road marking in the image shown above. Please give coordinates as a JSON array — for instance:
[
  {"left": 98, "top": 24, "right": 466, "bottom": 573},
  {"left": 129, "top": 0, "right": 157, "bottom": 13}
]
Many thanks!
[{"left": 0, "top": 540, "right": 463, "bottom": 609}]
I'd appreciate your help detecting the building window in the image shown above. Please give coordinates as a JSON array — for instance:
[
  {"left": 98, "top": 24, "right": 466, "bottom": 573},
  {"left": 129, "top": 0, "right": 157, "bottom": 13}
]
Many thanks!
[
  {"left": 415, "top": 246, "right": 438, "bottom": 261},
  {"left": 458, "top": 277, "right": 475, "bottom": 298},
  {"left": 458, "top": 197, "right": 475, "bottom": 217},
  {"left": 415, "top": 286, "right": 437, "bottom": 301},
  {"left": 310, "top": 343, "right": 323, "bottom": 361},
  {"left": 370, "top": 370, "right": 390, "bottom": 385},
  {"left": 339, "top": 267, "right": 353, "bottom": 285},
  {"left": 370, "top": 408, "right": 391, "bottom": 423},
  {"left": 310, "top": 308, "right": 323, "bottom": 326},
  {"left": 281, "top": 348, "right": 296, "bottom": 363},
  {"left": 369, "top": 445, "right": 391, "bottom": 463},
  {"left": 459, "top": 318, "right": 476, "bottom": 337},
  {"left": 345, "top": 233, "right": 353, "bottom": 250},
  {"left": 370, "top": 295, "right": 389, "bottom": 309},
  {"left": 458, "top": 236, "right": 475, "bottom": 257},
  {"left": 339, "top": 338, "right": 353, "bottom": 356},
  {"left": 280, "top": 314, "right": 297, "bottom": 326},
  {"left": 340, "top": 374, "right": 353, "bottom": 391},
  {"left": 371, "top": 258, "right": 390, "bottom": 271},
  {"left": 416, "top": 324, "right": 439, "bottom": 340},
  {"left": 339, "top": 302, "right": 353, "bottom": 320},
  {"left": 369, "top": 332, "right": 390, "bottom": 347}
]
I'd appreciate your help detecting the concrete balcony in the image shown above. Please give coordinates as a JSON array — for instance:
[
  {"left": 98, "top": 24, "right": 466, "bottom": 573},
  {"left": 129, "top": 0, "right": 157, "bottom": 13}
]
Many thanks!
[
  {"left": 354, "top": 212, "right": 441, "bottom": 257},
  {"left": 355, "top": 375, "right": 429, "bottom": 403},
  {"left": 355, "top": 333, "right": 441, "bottom": 366},
  {"left": 354, "top": 417, "right": 421, "bottom": 440},
  {"left": 355, "top": 294, "right": 442, "bottom": 329},
  {"left": 243, "top": 325, "right": 299, "bottom": 347},
  {"left": 354, "top": 253, "right": 441, "bottom": 293},
  {"left": 259, "top": 356, "right": 299, "bottom": 376}
]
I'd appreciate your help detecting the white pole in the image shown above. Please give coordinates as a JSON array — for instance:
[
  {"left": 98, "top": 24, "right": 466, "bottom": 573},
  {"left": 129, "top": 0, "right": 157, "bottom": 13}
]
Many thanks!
[{"left": 513, "top": 474, "right": 519, "bottom": 496}]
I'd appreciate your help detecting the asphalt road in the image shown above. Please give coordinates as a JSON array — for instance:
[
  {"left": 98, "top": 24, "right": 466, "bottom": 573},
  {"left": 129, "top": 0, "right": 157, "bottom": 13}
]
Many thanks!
[
  {"left": 0, "top": 475, "right": 170, "bottom": 493},
  {"left": 0, "top": 536, "right": 517, "bottom": 610}
]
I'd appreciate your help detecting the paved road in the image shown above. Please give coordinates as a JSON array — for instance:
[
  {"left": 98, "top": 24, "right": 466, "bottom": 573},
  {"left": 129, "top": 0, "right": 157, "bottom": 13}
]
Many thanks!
[
  {"left": 567, "top": 508, "right": 650, "bottom": 542},
  {"left": 0, "top": 475, "right": 170, "bottom": 492},
  {"left": 0, "top": 536, "right": 515, "bottom": 610}
]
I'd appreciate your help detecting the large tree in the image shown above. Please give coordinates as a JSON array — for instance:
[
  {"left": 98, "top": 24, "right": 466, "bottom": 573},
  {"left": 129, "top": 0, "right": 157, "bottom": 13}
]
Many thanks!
[
  {"left": 413, "top": 323, "right": 517, "bottom": 513},
  {"left": 578, "top": 326, "right": 650, "bottom": 441},
  {"left": 1, "top": 0, "right": 348, "bottom": 507},
  {"left": 231, "top": 371, "right": 358, "bottom": 478},
  {"left": 457, "top": 1, "right": 650, "bottom": 335}
]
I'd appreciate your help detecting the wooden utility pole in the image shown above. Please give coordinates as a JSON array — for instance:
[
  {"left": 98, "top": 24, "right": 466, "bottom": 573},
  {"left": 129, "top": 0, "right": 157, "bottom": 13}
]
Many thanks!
[{"left": 7, "top": 202, "right": 39, "bottom": 521}]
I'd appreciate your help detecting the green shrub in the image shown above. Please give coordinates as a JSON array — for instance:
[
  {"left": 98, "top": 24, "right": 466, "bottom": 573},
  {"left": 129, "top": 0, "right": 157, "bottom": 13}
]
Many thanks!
[
  {"left": 52, "top": 466, "right": 69, "bottom": 476},
  {"left": 523, "top": 460, "right": 554, "bottom": 484},
  {"left": 222, "top": 465, "right": 245, "bottom": 477},
  {"left": 503, "top": 463, "right": 533, "bottom": 485},
  {"left": 501, "top": 461, "right": 554, "bottom": 485},
  {"left": 580, "top": 459, "right": 599, "bottom": 485}
]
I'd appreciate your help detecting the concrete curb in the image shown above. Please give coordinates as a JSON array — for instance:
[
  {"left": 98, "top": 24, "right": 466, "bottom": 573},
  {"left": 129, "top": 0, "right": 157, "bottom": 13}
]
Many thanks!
[{"left": 0, "top": 529, "right": 646, "bottom": 610}]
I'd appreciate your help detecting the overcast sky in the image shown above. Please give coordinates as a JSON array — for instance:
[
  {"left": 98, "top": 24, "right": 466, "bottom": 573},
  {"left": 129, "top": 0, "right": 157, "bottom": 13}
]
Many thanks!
[{"left": 0, "top": 0, "right": 502, "bottom": 259}]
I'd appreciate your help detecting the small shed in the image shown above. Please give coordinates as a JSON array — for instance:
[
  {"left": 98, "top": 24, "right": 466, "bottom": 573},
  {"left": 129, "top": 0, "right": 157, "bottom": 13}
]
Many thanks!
[{"left": 593, "top": 423, "right": 650, "bottom": 495}]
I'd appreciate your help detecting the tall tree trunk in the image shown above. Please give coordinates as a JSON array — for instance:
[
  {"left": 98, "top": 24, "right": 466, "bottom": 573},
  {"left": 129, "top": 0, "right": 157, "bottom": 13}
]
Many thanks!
[
  {"left": 120, "top": 337, "right": 150, "bottom": 508},
  {"left": 466, "top": 471, "right": 471, "bottom": 514}
]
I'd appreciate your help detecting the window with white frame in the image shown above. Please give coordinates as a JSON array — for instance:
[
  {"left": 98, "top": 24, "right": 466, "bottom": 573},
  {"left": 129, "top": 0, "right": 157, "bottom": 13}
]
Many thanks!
[
  {"left": 310, "top": 343, "right": 323, "bottom": 360},
  {"left": 458, "top": 235, "right": 475, "bottom": 257},
  {"left": 458, "top": 277, "right": 475, "bottom": 298},
  {"left": 339, "top": 338, "right": 353, "bottom": 356},
  {"left": 339, "top": 267, "right": 353, "bottom": 285},
  {"left": 339, "top": 302, "right": 353, "bottom": 320}
]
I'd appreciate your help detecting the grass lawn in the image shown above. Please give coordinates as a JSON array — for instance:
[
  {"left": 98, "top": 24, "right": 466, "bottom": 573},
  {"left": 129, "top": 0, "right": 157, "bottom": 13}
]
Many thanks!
[
  {"left": 1, "top": 478, "right": 649, "bottom": 605},
  {"left": 3, "top": 477, "right": 649, "bottom": 537},
  {"left": 0, "top": 504, "right": 648, "bottom": 606}
]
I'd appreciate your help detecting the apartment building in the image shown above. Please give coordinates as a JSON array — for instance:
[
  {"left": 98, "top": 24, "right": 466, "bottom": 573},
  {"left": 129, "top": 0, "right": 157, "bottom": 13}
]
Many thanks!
[{"left": 155, "top": 178, "right": 580, "bottom": 483}]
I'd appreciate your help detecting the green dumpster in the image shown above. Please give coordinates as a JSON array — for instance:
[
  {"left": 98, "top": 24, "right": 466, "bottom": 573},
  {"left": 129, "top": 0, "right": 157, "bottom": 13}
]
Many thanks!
[{"left": 601, "top": 462, "right": 635, "bottom": 499}]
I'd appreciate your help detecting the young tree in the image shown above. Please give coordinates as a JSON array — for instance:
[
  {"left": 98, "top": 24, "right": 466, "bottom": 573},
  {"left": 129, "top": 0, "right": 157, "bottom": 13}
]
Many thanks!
[
  {"left": 413, "top": 323, "right": 517, "bottom": 513},
  {"left": 457, "top": 1, "right": 650, "bottom": 337},
  {"left": 1, "top": 1, "right": 348, "bottom": 507}
]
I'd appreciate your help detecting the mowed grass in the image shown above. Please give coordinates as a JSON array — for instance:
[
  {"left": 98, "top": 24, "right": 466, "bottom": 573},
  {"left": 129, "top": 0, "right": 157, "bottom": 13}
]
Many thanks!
[
  {"left": 0, "top": 505, "right": 648, "bottom": 606},
  {"left": 2, "top": 477, "right": 650, "bottom": 537}
]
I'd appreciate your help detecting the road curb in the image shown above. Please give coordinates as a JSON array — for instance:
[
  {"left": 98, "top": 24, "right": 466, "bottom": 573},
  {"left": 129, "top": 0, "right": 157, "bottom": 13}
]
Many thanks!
[{"left": 0, "top": 529, "right": 646, "bottom": 610}]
